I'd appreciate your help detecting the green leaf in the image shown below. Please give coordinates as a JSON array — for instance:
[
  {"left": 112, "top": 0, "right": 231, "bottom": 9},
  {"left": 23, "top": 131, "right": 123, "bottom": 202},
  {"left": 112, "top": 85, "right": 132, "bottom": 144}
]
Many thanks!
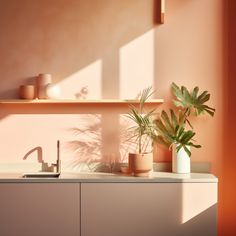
[
  {"left": 139, "top": 86, "right": 155, "bottom": 111},
  {"left": 178, "top": 110, "right": 185, "bottom": 127},
  {"left": 183, "top": 145, "right": 191, "bottom": 157},
  {"left": 176, "top": 144, "right": 183, "bottom": 153},
  {"left": 154, "top": 135, "right": 171, "bottom": 147},
  {"left": 154, "top": 119, "right": 169, "bottom": 136},
  {"left": 188, "top": 142, "right": 201, "bottom": 148},
  {"left": 171, "top": 82, "right": 215, "bottom": 118},
  {"left": 192, "top": 86, "right": 199, "bottom": 100},
  {"left": 199, "top": 93, "right": 210, "bottom": 104},
  {"left": 170, "top": 109, "right": 177, "bottom": 128},
  {"left": 153, "top": 109, "right": 201, "bottom": 157},
  {"left": 182, "top": 86, "right": 192, "bottom": 103},
  {"left": 181, "top": 131, "right": 195, "bottom": 143},
  {"left": 197, "top": 91, "right": 208, "bottom": 103},
  {"left": 161, "top": 110, "right": 174, "bottom": 134},
  {"left": 171, "top": 83, "right": 183, "bottom": 99}
]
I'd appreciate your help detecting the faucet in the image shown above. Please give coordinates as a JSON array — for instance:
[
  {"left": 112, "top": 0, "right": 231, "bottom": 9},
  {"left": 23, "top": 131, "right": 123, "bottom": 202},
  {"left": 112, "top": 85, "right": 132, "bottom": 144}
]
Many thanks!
[
  {"left": 43, "top": 140, "right": 61, "bottom": 173},
  {"left": 22, "top": 141, "right": 61, "bottom": 178},
  {"left": 23, "top": 140, "right": 61, "bottom": 173},
  {"left": 52, "top": 140, "right": 61, "bottom": 173}
]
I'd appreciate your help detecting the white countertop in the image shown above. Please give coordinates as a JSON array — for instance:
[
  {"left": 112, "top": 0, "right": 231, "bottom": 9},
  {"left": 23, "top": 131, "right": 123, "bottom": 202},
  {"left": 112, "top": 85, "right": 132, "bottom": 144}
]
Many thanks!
[{"left": 0, "top": 172, "right": 218, "bottom": 183}]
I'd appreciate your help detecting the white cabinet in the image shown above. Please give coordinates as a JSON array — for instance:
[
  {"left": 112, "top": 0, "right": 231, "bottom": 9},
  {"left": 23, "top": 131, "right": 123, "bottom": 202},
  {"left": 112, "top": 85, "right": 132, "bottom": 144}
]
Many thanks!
[
  {"left": 0, "top": 183, "right": 80, "bottom": 236},
  {"left": 81, "top": 183, "right": 217, "bottom": 236},
  {"left": 0, "top": 173, "right": 217, "bottom": 236}
]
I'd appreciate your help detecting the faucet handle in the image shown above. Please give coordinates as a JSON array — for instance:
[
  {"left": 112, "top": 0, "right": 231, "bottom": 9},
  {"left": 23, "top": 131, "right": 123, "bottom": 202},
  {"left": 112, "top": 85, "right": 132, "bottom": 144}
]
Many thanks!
[
  {"left": 56, "top": 140, "right": 61, "bottom": 173},
  {"left": 41, "top": 162, "right": 55, "bottom": 172}
]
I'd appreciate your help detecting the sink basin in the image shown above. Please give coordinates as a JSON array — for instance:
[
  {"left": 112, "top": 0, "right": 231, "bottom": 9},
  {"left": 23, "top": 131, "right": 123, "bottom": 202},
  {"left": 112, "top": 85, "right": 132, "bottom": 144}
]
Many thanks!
[{"left": 22, "top": 172, "right": 60, "bottom": 178}]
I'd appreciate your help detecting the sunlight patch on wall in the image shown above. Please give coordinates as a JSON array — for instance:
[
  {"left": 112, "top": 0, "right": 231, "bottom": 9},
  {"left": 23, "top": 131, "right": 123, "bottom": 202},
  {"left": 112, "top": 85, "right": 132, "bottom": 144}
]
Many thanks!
[
  {"left": 119, "top": 29, "right": 154, "bottom": 99},
  {"left": 57, "top": 59, "right": 102, "bottom": 99},
  {"left": 181, "top": 183, "right": 217, "bottom": 224}
]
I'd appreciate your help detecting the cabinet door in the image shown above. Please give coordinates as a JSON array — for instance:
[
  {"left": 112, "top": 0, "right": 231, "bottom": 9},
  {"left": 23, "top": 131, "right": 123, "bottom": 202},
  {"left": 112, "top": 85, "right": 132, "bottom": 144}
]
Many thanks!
[
  {"left": 81, "top": 183, "right": 217, "bottom": 236},
  {"left": 0, "top": 183, "right": 80, "bottom": 236}
]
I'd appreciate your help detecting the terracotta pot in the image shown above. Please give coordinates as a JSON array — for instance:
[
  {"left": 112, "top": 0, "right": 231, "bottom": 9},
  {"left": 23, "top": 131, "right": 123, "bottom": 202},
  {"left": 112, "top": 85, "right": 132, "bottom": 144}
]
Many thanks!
[
  {"left": 19, "top": 85, "right": 35, "bottom": 99},
  {"left": 128, "top": 152, "right": 153, "bottom": 177},
  {"left": 172, "top": 144, "right": 190, "bottom": 173}
]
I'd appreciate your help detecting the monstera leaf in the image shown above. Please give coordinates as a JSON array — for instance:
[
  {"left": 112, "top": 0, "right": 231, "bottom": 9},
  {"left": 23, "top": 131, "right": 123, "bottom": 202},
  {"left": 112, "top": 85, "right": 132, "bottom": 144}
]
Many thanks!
[
  {"left": 154, "top": 109, "right": 201, "bottom": 156},
  {"left": 171, "top": 82, "right": 215, "bottom": 117}
]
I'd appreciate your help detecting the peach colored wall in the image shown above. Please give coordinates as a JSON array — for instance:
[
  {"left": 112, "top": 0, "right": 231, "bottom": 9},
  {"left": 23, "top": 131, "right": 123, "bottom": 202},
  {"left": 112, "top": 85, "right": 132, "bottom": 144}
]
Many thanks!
[
  {"left": 0, "top": 0, "right": 227, "bottom": 234},
  {"left": 0, "top": 0, "right": 157, "bottom": 168}
]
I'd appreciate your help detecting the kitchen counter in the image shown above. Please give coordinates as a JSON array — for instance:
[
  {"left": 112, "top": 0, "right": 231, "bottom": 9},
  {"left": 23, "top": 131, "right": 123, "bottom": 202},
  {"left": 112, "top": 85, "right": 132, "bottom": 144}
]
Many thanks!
[
  {"left": 0, "top": 171, "right": 218, "bottom": 183},
  {"left": 0, "top": 171, "right": 218, "bottom": 236}
]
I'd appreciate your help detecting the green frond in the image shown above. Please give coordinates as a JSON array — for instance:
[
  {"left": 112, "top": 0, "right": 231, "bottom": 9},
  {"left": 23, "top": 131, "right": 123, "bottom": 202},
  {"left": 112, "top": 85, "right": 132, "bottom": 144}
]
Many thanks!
[
  {"left": 126, "top": 86, "right": 157, "bottom": 153},
  {"left": 139, "top": 86, "right": 155, "bottom": 112},
  {"left": 171, "top": 82, "right": 215, "bottom": 119},
  {"left": 170, "top": 109, "right": 178, "bottom": 128},
  {"left": 183, "top": 145, "right": 191, "bottom": 157},
  {"left": 192, "top": 86, "right": 199, "bottom": 100},
  {"left": 153, "top": 109, "right": 201, "bottom": 157}
]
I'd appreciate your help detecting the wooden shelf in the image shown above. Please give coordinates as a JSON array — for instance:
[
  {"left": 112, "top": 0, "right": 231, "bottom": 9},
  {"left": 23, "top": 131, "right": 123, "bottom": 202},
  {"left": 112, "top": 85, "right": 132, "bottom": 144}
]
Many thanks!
[{"left": 0, "top": 99, "right": 164, "bottom": 105}]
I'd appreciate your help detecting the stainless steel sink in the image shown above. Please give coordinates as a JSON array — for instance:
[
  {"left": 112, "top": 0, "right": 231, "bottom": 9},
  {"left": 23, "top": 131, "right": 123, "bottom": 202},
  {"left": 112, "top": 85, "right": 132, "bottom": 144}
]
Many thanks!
[{"left": 22, "top": 172, "right": 60, "bottom": 178}]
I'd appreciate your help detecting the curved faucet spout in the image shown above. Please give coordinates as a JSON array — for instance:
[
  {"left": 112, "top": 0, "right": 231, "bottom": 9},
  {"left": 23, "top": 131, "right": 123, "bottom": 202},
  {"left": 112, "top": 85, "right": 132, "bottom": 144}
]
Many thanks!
[{"left": 22, "top": 146, "right": 43, "bottom": 163}]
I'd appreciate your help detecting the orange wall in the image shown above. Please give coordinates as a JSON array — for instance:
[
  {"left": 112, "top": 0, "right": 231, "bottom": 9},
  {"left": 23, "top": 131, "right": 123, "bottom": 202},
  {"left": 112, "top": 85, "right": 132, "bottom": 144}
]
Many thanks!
[
  {"left": 221, "top": 0, "right": 236, "bottom": 235},
  {"left": 0, "top": 0, "right": 229, "bottom": 234}
]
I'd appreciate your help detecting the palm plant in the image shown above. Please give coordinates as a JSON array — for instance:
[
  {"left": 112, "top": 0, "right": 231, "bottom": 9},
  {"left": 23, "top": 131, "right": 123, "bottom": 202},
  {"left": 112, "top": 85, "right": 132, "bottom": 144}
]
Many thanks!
[
  {"left": 154, "top": 83, "right": 215, "bottom": 157},
  {"left": 127, "top": 87, "right": 156, "bottom": 154}
]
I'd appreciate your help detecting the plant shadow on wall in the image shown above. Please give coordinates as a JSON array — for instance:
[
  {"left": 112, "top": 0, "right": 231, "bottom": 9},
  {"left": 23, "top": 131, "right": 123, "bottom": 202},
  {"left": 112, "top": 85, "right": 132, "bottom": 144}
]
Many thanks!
[{"left": 65, "top": 112, "right": 152, "bottom": 172}]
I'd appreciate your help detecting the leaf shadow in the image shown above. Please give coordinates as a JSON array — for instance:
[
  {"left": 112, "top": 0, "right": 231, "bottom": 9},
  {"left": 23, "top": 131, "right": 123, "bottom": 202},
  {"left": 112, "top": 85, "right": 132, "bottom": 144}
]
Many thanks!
[{"left": 65, "top": 114, "right": 139, "bottom": 172}]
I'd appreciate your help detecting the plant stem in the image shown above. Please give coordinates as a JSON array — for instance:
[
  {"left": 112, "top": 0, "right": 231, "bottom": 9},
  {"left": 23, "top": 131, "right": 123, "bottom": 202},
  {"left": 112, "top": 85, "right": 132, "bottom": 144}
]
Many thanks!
[
  {"left": 139, "top": 131, "right": 142, "bottom": 154},
  {"left": 142, "top": 134, "right": 150, "bottom": 153}
]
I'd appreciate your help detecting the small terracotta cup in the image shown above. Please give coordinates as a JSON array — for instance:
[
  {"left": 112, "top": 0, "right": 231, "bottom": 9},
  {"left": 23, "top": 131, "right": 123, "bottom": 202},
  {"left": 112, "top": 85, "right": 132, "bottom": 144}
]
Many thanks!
[{"left": 19, "top": 85, "right": 35, "bottom": 99}]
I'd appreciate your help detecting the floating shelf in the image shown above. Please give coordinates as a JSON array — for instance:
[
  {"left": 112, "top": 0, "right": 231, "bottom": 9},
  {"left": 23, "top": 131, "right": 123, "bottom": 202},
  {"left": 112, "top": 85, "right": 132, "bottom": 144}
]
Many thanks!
[{"left": 0, "top": 99, "right": 164, "bottom": 105}]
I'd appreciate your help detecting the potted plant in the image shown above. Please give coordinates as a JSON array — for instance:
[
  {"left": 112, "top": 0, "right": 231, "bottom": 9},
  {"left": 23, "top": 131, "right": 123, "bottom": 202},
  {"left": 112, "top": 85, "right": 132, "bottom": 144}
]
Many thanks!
[
  {"left": 126, "top": 87, "right": 157, "bottom": 177},
  {"left": 154, "top": 83, "right": 215, "bottom": 173}
]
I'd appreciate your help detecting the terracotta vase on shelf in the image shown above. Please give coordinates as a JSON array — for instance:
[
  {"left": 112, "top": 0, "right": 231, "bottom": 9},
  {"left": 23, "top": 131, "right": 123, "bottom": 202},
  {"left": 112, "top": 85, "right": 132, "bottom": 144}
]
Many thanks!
[{"left": 36, "top": 73, "right": 52, "bottom": 99}]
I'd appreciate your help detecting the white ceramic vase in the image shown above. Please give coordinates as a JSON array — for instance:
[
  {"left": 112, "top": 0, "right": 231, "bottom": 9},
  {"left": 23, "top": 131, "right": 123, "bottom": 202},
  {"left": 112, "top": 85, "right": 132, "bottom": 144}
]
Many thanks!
[{"left": 172, "top": 144, "right": 190, "bottom": 173}]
